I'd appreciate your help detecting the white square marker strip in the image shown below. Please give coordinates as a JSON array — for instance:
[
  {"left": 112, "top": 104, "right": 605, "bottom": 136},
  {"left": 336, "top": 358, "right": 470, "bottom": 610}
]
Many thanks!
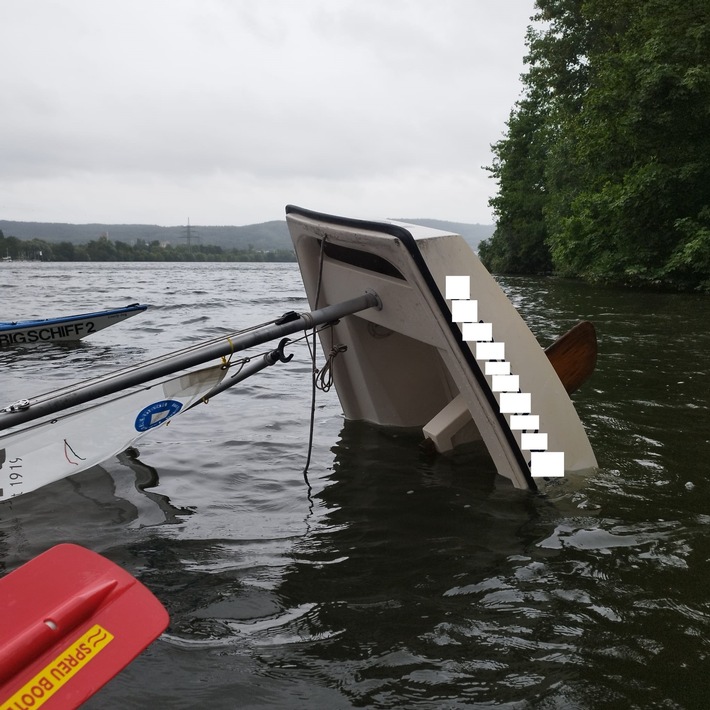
[
  {"left": 476, "top": 342, "right": 505, "bottom": 360},
  {"left": 445, "top": 274, "right": 566, "bottom": 480},
  {"left": 446, "top": 275, "right": 470, "bottom": 300},
  {"left": 485, "top": 361, "right": 511, "bottom": 376},
  {"left": 509, "top": 414, "right": 540, "bottom": 430},
  {"left": 451, "top": 299, "right": 478, "bottom": 323},
  {"left": 492, "top": 374, "right": 519, "bottom": 392},
  {"left": 521, "top": 432, "right": 548, "bottom": 450},
  {"left": 462, "top": 322, "right": 492, "bottom": 342},
  {"left": 531, "top": 451, "right": 565, "bottom": 477},
  {"left": 499, "top": 392, "right": 531, "bottom": 414}
]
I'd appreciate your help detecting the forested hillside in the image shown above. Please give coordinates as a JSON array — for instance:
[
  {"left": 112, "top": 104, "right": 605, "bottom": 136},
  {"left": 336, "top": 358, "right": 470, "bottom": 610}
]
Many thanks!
[
  {"left": 479, "top": 0, "right": 710, "bottom": 290},
  {"left": 0, "top": 220, "right": 292, "bottom": 251},
  {"left": 0, "top": 219, "right": 493, "bottom": 261},
  {"left": 0, "top": 218, "right": 491, "bottom": 262}
]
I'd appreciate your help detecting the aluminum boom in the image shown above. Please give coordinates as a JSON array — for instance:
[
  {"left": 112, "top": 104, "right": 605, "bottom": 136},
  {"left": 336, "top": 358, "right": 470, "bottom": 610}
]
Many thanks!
[{"left": 0, "top": 292, "right": 380, "bottom": 431}]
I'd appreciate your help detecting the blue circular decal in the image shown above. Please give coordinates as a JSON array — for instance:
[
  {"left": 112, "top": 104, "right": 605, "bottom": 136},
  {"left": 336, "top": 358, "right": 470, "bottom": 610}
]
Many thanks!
[{"left": 134, "top": 399, "right": 183, "bottom": 432}]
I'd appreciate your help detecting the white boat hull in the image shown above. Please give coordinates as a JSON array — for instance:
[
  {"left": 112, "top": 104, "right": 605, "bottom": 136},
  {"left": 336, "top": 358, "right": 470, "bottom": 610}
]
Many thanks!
[{"left": 287, "top": 206, "right": 597, "bottom": 491}]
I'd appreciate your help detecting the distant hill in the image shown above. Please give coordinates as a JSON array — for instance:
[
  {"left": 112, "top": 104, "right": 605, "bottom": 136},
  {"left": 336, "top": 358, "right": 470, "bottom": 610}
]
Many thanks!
[
  {"left": 0, "top": 218, "right": 494, "bottom": 252},
  {"left": 0, "top": 220, "right": 292, "bottom": 251}
]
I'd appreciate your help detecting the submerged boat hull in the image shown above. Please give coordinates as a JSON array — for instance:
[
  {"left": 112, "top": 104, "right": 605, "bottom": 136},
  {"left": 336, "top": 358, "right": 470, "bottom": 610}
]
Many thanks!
[
  {"left": 0, "top": 304, "right": 148, "bottom": 346},
  {"left": 287, "top": 206, "right": 597, "bottom": 491}
]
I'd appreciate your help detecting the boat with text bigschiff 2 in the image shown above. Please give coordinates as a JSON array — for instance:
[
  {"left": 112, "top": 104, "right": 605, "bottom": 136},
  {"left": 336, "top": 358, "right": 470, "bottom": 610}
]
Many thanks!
[
  {"left": 286, "top": 205, "right": 598, "bottom": 492},
  {"left": 0, "top": 304, "right": 148, "bottom": 347}
]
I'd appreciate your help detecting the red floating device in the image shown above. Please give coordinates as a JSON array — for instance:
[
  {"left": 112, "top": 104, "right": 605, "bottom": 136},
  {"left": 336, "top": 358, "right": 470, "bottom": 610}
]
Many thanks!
[{"left": 0, "top": 543, "right": 169, "bottom": 709}]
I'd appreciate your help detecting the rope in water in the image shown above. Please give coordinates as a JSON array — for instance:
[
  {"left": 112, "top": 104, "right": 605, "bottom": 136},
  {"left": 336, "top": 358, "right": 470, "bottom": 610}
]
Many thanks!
[{"left": 301, "top": 237, "right": 328, "bottom": 493}]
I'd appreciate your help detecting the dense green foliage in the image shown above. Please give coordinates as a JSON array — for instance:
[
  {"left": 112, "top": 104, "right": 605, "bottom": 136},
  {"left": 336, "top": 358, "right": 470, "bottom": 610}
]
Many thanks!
[
  {"left": 480, "top": 0, "right": 710, "bottom": 290},
  {"left": 0, "top": 232, "right": 296, "bottom": 262}
]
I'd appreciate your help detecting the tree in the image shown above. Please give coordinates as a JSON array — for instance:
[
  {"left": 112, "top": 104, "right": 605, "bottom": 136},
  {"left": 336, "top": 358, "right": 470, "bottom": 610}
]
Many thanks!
[
  {"left": 86, "top": 236, "right": 118, "bottom": 261},
  {"left": 480, "top": 0, "right": 591, "bottom": 274},
  {"left": 483, "top": 0, "right": 710, "bottom": 290},
  {"left": 546, "top": 0, "right": 710, "bottom": 288},
  {"left": 53, "top": 241, "right": 77, "bottom": 260},
  {"left": 480, "top": 92, "right": 552, "bottom": 274}
]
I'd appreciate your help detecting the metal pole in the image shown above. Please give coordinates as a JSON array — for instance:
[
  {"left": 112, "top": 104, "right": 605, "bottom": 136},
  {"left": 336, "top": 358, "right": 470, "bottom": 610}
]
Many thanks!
[
  {"left": 0, "top": 291, "right": 380, "bottom": 431},
  {"left": 184, "top": 339, "right": 292, "bottom": 412}
]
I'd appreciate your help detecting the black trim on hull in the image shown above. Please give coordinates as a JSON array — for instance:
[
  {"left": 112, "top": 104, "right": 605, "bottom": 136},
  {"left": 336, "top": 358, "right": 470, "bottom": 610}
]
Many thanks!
[
  {"left": 323, "top": 241, "right": 405, "bottom": 280},
  {"left": 286, "top": 204, "right": 413, "bottom": 241},
  {"left": 286, "top": 204, "right": 537, "bottom": 491}
]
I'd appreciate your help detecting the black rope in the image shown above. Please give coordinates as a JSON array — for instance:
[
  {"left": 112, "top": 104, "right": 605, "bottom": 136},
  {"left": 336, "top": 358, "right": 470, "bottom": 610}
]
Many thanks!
[
  {"left": 301, "top": 236, "right": 328, "bottom": 498},
  {"left": 315, "top": 343, "right": 347, "bottom": 392}
]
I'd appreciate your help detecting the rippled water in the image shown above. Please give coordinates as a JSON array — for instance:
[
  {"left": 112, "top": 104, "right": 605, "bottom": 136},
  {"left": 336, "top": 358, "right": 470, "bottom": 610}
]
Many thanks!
[{"left": 1, "top": 262, "right": 709, "bottom": 709}]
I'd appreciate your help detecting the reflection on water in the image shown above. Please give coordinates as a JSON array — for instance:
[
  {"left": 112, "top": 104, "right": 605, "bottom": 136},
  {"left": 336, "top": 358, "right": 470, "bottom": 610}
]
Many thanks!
[
  {"left": 1, "top": 264, "right": 710, "bottom": 708},
  {"left": 87, "top": 417, "right": 710, "bottom": 709}
]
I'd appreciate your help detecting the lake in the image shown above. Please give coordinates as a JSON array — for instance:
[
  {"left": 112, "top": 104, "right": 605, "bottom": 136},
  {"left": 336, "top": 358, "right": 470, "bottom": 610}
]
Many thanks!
[{"left": 1, "top": 261, "right": 709, "bottom": 709}]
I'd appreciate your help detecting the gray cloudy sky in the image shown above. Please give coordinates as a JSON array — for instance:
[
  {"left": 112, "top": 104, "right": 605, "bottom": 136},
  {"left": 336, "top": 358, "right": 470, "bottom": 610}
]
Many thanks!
[{"left": 1, "top": 1, "right": 535, "bottom": 227}]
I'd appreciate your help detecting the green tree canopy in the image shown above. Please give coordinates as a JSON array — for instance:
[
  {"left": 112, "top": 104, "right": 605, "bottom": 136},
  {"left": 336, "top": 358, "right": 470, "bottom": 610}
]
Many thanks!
[{"left": 480, "top": 0, "right": 710, "bottom": 290}]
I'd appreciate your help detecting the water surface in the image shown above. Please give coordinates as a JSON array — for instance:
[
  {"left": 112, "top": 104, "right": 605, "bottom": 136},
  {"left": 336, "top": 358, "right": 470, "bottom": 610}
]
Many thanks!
[{"left": 1, "top": 263, "right": 709, "bottom": 708}]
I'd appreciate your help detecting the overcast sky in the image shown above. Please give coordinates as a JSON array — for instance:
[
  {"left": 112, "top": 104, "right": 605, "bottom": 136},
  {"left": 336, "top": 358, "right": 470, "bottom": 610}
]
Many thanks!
[{"left": 1, "top": 1, "right": 535, "bottom": 227}]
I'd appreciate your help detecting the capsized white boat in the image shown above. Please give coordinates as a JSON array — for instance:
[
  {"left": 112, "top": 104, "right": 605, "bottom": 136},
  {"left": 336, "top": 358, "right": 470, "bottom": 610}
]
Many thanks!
[{"left": 286, "top": 205, "right": 597, "bottom": 491}]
